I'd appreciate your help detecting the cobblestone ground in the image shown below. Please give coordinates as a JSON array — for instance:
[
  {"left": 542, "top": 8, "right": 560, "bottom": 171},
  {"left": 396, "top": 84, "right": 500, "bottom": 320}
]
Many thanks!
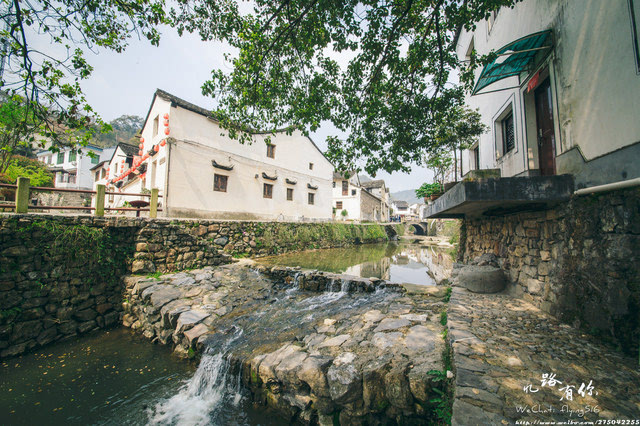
[{"left": 448, "top": 287, "right": 640, "bottom": 425}]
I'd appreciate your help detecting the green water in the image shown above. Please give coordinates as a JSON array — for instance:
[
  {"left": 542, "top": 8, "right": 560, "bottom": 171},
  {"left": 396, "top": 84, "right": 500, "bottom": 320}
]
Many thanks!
[
  {"left": 0, "top": 328, "right": 196, "bottom": 425},
  {"left": 258, "top": 242, "right": 453, "bottom": 286}
]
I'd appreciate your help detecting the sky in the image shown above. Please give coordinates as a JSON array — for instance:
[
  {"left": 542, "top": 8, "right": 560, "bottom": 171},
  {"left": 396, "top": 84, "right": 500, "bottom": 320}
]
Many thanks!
[{"left": 79, "top": 26, "right": 434, "bottom": 194}]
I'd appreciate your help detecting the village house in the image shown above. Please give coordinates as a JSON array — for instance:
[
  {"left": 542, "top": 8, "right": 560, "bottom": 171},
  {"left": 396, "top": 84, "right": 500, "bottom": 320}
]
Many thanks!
[
  {"left": 361, "top": 180, "right": 391, "bottom": 222},
  {"left": 426, "top": 0, "right": 640, "bottom": 357},
  {"left": 37, "top": 145, "right": 114, "bottom": 190},
  {"left": 452, "top": 0, "right": 639, "bottom": 188},
  {"left": 97, "top": 89, "right": 334, "bottom": 220},
  {"left": 332, "top": 174, "right": 389, "bottom": 222},
  {"left": 390, "top": 200, "right": 409, "bottom": 220}
]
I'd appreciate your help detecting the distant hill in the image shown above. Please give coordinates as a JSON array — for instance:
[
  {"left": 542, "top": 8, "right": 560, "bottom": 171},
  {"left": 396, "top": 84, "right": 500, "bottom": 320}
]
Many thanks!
[
  {"left": 92, "top": 115, "right": 143, "bottom": 148},
  {"left": 390, "top": 189, "right": 421, "bottom": 205}
]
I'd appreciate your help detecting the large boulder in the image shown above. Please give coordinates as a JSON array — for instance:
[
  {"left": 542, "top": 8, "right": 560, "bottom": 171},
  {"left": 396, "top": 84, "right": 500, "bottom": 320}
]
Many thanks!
[{"left": 456, "top": 265, "right": 506, "bottom": 294}]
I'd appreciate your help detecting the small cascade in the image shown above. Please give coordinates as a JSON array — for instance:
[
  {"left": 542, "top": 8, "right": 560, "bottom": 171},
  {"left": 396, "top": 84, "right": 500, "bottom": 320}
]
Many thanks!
[{"left": 148, "top": 329, "right": 244, "bottom": 426}]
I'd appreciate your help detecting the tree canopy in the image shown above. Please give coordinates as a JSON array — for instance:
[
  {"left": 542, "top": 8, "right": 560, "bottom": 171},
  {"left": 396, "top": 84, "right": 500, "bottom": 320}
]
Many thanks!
[
  {"left": 0, "top": 0, "right": 165, "bottom": 149},
  {"left": 1, "top": 0, "right": 517, "bottom": 176},
  {"left": 172, "top": 0, "right": 517, "bottom": 175}
]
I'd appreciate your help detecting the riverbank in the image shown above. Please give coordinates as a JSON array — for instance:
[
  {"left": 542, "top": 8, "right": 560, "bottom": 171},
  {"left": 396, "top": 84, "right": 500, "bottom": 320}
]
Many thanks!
[
  {"left": 0, "top": 214, "right": 404, "bottom": 359},
  {"left": 121, "top": 263, "right": 451, "bottom": 424}
]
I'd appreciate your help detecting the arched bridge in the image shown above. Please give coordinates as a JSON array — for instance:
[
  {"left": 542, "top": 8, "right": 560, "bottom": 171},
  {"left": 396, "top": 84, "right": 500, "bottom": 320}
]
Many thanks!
[{"left": 405, "top": 221, "right": 432, "bottom": 236}]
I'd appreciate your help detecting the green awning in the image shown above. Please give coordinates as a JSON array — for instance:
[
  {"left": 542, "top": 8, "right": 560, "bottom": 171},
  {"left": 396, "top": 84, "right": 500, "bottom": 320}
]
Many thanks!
[{"left": 472, "top": 30, "right": 553, "bottom": 95}]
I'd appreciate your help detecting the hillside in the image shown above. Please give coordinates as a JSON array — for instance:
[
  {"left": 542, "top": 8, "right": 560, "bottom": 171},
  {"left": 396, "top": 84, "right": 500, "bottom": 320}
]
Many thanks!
[{"left": 390, "top": 189, "right": 421, "bottom": 205}]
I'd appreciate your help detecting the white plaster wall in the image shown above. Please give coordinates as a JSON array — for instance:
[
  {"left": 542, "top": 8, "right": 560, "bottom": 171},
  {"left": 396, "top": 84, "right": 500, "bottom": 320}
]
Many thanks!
[
  {"left": 332, "top": 177, "right": 362, "bottom": 220},
  {"left": 458, "top": 0, "right": 640, "bottom": 176},
  {"left": 159, "top": 101, "right": 333, "bottom": 220}
]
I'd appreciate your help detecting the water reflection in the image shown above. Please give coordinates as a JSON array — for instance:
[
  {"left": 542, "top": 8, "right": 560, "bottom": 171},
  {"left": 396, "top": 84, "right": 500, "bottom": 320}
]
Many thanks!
[{"left": 259, "top": 242, "right": 453, "bottom": 286}]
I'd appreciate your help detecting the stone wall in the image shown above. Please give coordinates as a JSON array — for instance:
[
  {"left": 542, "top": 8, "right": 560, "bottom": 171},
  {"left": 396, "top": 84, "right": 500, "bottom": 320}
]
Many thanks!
[
  {"left": 460, "top": 187, "right": 639, "bottom": 355},
  {"left": 0, "top": 215, "right": 136, "bottom": 358},
  {"left": 1, "top": 214, "right": 401, "bottom": 358}
]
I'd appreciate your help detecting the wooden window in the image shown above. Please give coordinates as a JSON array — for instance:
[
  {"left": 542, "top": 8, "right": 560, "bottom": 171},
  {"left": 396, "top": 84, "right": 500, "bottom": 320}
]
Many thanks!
[
  {"left": 309, "top": 162, "right": 314, "bottom": 170},
  {"left": 263, "top": 183, "right": 273, "bottom": 198},
  {"left": 266, "top": 144, "right": 276, "bottom": 158},
  {"left": 286, "top": 188, "right": 293, "bottom": 201},
  {"left": 502, "top": 111, "right": 515, "bottom": 154},
  {"left": 69, "top": 151, "right": 77, "bottom": 162},
  {"left": 101, "top": 169, "right": 106, "bottom": 179},
  {"left": 57, "top": 152, "right": 64, "bottom": 164},
  {"left": 95, "top": 171, "right": 100, "bottom": 182},
  {"left": 336, "top": 201, "right": 343, "bottom": 209},
  {"left": 214, "top": 174, "right": 228, "bottom": 192},
  {"left": 308, "top": 192, "right": 315, "bottom": 205},
  {"left": 342, "top": 180, "right": 348, "bottom": 195}
]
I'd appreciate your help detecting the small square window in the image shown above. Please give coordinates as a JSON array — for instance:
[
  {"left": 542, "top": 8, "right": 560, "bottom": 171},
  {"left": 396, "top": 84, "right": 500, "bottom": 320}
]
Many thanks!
[
  {"left": 214, "top": 174, "right": 228, "bottom": 192},
  {"left": 266, "top": 144, "right": 276, "bottom": 159},
  {"left": 91, "top": 155, "right": 99, "bottom": 164},
  {"left": 263, "top": 183, "right": 273, "bottom": 198},
  {"left": 309, "top": 162, "right": 314, "bottom": 170},
  {"left": 351, "top": 189, "right": 356, "bottom": 196},
  {"left": 336, "top": 201, "right": 343, "bottom": 209},
  {"left": 287, "top": 188, "right": 293, "bottom": 201},
  {"left": 308, "top": 193, "right": 315, "bottom": 205}
]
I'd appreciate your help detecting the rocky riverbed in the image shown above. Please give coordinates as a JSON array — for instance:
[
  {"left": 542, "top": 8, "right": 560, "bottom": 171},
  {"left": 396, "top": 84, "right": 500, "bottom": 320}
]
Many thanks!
[{"left": 122, "top": 262, "right": 451, "bottom": 424}]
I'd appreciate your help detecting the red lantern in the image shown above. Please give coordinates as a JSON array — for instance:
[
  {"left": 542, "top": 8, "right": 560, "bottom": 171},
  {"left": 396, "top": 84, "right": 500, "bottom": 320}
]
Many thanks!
[
  {"left": 160, "top": 139, "right": 166, "bottom": 147},
  {"left": 164, "top": 128, "right": 170, "bottom": 135},
  {"left": 138, "top": 150, "right": 143, "bottom": 156},
  {"left": 163, "top": 120, "right": 169, "bottom": 126},
  {"left": 163, "top": 113, "right": 169, "bottom": 120},
  {"left": 140, "top": 137, "right": 145, "bottom": 143},
  {"left": 139, "top": 143, "right": 144, "bottom": 149},
  {"left": 154, "top": 145, "right": 159, "bottom": 152}
]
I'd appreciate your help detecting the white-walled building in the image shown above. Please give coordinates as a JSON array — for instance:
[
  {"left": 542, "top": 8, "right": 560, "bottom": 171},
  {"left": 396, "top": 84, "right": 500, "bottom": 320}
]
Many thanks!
[
  {"left": 37, "top": 145, "right": 115, "bottom": 190},
  {"left": 99, "top": 89, "right": 334, "bottom": 220},
  {"left": 456, "top": 0, "right": 640, "bottom": 188},
  {"left": 332, "top": 174, "right": 388, "bottom": 222},
  {"left": 391, "top": 200, "right": 409, "bottom": 220}
]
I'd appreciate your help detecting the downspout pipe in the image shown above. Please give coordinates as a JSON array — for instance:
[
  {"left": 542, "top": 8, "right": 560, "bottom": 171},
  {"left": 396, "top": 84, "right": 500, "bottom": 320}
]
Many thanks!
[{"left": 574, "top": 177, "right": 640, "bottom": 196}]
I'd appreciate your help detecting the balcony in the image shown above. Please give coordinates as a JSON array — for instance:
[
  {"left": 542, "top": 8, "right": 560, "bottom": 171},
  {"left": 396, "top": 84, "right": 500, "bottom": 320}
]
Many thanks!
[{"left": 425, "top": 175, "right": 575, "bottom": 218}]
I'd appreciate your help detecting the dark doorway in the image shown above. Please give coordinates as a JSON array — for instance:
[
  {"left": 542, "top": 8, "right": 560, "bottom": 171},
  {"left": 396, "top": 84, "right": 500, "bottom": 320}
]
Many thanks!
[{"left": 534, "top": 77, "right": 556, "bottom": 175}]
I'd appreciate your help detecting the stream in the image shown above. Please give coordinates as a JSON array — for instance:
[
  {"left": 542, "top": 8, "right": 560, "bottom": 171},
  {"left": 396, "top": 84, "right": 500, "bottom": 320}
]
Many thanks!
[{"left": 2, "top": 242, "right": 450, "bottom": 425}]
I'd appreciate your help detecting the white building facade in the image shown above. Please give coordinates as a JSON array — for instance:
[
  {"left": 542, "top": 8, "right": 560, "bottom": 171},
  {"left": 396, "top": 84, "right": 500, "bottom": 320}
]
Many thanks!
[
  {"left": 37, "top": 145, "right": 114, "bottom": 190},
  {"left": 100, "top": 90, "right": 334, "bottom": 221},
  {"left": 458, "top": 0, "right": 640, "bottom": 188},
  {"left": 332, "top": 174, "right": 388, "bottom": 222}
]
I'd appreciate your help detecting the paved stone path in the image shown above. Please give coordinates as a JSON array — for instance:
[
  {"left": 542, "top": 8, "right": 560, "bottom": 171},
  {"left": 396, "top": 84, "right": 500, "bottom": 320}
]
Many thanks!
[{"left": 448, "top": 286, "right": 640, "bottom": 425}]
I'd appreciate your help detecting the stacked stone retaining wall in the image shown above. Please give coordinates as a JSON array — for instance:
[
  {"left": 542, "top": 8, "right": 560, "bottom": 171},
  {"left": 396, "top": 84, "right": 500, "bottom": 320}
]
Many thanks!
[
  {"left": 0, "top": 214, "right": 401, "bottom": 358},
  {"left": 461, "top": 187, "right": 640, "bottom": 355}
]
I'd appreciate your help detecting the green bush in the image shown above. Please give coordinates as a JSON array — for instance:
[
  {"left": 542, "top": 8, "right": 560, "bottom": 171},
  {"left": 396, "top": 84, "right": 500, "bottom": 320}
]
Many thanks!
[{"left": 415, "top": 182, "right": 444, "bottom": 198}]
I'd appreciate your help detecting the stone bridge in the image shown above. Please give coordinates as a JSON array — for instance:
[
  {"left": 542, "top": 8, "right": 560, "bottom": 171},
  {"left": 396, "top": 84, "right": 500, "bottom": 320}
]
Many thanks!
[{"left": 405, "top": 220, "right": 432, "bottom": 236}]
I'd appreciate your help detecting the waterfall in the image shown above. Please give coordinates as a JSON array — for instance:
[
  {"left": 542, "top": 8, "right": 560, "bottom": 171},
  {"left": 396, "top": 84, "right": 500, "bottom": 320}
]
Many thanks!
[{"left": 148, "top": 329, "right": 244, "bottom": 426}]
